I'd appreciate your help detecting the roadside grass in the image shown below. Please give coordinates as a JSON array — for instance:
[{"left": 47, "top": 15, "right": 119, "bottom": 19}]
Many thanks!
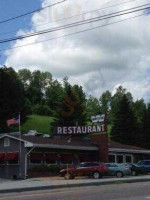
[
  {"left": 113, "top": 180, "right": 125, "bottom": 184},
  {"left": 21, "top": 115, "right": 54, "bottom": 134}
]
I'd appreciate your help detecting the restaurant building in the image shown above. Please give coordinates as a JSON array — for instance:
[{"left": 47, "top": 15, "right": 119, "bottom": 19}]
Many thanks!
[{"left": 0, "top": 129, "right": 150, "bottom": 179}]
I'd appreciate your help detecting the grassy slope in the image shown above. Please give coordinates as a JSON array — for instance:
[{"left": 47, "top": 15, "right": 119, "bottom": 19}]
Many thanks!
[
  {"left": 20, "top": 115, "right": 112, "bottom": 136},
  {"left": 21, "top": 115, "right": 54, "bottom": 134}
]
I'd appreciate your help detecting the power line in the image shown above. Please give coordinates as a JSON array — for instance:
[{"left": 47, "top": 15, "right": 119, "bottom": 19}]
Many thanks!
[
  {"left": 0, "top": 12, "right": 146, "bottom": 52},
  {"left": 0, "top": 0, "right": 144, "bottom": 37},
  {"left": 31, "top": 0, "right": 142, "bottom": 27},
  {"left": 0, "top": 0, "right": 67, "bottom": 25},
  {"left": 0, "top": 3, "right": 149, "bottom": 44}
]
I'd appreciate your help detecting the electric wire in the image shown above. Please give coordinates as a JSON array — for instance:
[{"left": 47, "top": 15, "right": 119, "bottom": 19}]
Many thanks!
[
  {"left": 0, "top": 12, "right": 146, "bottom": 53},
  {"left": 0, "top": 3, "right": 149, "bottom": 44},
  {"left": 0, "top": 0, "right": 67, "bottom": 25},
  {"left": 0, "top": 0, "right": 144, "bottom": 37}
]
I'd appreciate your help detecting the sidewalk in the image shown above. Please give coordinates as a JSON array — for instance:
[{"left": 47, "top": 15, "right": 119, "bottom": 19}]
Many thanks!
[{"left": 0, "top": 175, "right": 150, "bottom": 193}]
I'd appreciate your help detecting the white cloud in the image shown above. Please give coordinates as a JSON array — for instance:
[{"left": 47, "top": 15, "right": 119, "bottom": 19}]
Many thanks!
[{"left": 5, "top": 0, "right": 150, "bottom": 101}]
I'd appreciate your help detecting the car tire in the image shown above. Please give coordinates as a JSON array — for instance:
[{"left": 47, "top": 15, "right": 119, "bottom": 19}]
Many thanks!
[
  {"left": 116, "top": 171, "right": 123, "bottom": 178},
  {"left": 93, "top": 171, "right": 102, "bottom": 179},
  {"left": 131, "top": 170, "right": 137, "bottom": 176}
]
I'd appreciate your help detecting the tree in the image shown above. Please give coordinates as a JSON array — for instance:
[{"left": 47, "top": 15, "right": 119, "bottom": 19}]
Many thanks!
[
  {"left": 53, "top": 79, "right": 87, "bottom": 126},
  {"left": 111, "top": 94, "right": 137, "bottom": 145},
  {"left": 111, "top": 86, "right": 133, "bottom": 121},
  {"left": 133, "top": 99, "right": 146, "bottom": 146},
  {"left": 46, "top": 79, "right": 64, "bottom": 117},
  {"left": 143, "top": 103, "right": 150, "bottom": 148},
  {"left": 99, "top": 90, "right": 111, "bottom": 123},
  {"left": 22, "top": 70, "right": 52, "bottom": 107},
  {"left": 99, "top": 91, "right": 111, "bottom": 113},
  {"left": 18, "top": 69, "right": 32, "bottom": 90},
  {"left": 86, "top": 96, "right": 100, "bottom": 120},
  {"left": 72, "top": 84, "right": 87, "bottom": 125},
  {"left": 0, "top": 66, "right": 25, "bottom": 132}
]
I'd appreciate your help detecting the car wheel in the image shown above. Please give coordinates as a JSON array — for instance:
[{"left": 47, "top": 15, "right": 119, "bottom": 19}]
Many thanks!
[
  {"left": 116, "top": 171, "right": 123, "bottom": 178},
  {"left": 93, "top": 172, "right": 101, "bottom": 179},
  {"left": 131, "top": 170, "right": 137, "bottom": 176}
]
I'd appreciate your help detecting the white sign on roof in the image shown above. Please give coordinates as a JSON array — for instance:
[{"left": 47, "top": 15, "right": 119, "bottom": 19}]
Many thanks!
[{"left": 91, "top": 114, "right": 105, "bottom": 123}]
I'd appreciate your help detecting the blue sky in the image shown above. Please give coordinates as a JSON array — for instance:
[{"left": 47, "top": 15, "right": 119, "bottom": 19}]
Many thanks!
[{"left": 0, "top": 0, "right": 41, "bottom": 65}]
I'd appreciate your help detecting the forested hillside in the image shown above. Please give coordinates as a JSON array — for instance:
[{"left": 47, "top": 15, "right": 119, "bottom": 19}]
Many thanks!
[{"left": 1, "top": 66, "right": 150, "bottom": 148}]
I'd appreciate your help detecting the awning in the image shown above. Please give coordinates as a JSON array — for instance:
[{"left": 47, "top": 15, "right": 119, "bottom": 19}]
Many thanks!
[
  {"left": 30, "top": 153, "right": 45, "bottom": 160},
  {"left": 0, "top": 153, "right": 5, "bottom": 161},
  {"left": 5, "top": 152, "right": 19, "bottom": 161},
  {"left": 45, "top": 153, "right": 58, "bottom": 161}
]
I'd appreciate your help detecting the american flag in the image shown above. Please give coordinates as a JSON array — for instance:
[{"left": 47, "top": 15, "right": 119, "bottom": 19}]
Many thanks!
[{"left": 7, "top": 116, "right": 20, "bottom": 127}]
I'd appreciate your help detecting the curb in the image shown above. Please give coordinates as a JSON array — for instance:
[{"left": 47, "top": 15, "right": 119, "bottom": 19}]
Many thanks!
[{"left": 0, "top": 178, "right": 150, "bottom": 193}]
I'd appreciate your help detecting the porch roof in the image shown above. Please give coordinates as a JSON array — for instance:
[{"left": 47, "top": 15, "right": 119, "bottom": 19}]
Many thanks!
[
  {"left": 109, "top": 141, "right": 150, "bottom": 154},
  {"left": 22, "top": 136, "right": 99, "bottom": 151}
]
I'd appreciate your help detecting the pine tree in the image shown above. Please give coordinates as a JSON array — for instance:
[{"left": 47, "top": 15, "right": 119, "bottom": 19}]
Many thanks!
[
  {"left": 111, "top": 94, "right": 137, "bottom": 145},
  {"left": 143, "top": 104, "right": 150, "bottom": 149},
  {"left": 53, "top": 78, "right": 87, "bottom": 126}
]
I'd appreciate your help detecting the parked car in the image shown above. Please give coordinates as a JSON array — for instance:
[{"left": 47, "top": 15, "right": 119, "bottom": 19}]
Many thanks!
[
  {"left": 60, "top": 162, "right": 107, "bottom": 179},
  {"left": 137, "top": 160, "right": 150, "bottom": 174},
  {"left": 122, "top": 163, "right": 143, "bottom": 176},
  {"left": 105, "top": 163, "right": 131, "bottom": 177}
]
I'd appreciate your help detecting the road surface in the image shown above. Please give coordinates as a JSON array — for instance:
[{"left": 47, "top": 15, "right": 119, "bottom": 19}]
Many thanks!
[{"left": 0, "top": 181, "right": 150, "bottom": 200}]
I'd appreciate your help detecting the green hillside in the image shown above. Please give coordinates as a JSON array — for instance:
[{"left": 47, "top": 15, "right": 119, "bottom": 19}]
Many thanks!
[
  {"left": 21, "top": 115, "right": 54, "bottom": 134},
  {"left": 19, "top": 115, "right": 112, "bottom": 136}
]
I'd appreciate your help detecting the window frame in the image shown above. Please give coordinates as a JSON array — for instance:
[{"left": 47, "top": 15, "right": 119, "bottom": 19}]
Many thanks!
[
  {"left": 4, "top": 138, "right": 10, "bottom": 147},
  {"left": 29, "top": 152, "right": 44, "bottom": 165},
  {"left": 45, "top": 152, "right": 58, "bottom": 165},
  {"left": 6, "top": 151, "right": 19, "bottom": 166}
]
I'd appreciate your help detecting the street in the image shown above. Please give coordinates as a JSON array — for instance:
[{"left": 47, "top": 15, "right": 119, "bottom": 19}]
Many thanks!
[{"left": 0, "top": 182, "right": 150, "bottom": 200}]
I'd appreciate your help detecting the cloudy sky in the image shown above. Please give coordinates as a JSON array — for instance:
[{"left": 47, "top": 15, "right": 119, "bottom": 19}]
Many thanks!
[{"left": 1, "top": 0, "right": 150, "bottom": 101}]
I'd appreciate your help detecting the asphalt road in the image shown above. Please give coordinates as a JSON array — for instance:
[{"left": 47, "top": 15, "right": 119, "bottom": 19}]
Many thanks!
[{"left": 0, "top": 182, "right": 150, "bottom": 200}]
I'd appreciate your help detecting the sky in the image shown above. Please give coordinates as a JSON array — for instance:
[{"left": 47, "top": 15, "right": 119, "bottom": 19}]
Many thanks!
[{"left": 1, "top": 0, "right": 150, "bottom": 101}]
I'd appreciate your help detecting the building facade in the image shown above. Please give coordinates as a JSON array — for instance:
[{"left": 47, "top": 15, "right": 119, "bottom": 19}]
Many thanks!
[{"left": 0, "top": 132, "right": 150, "bottom": 179}]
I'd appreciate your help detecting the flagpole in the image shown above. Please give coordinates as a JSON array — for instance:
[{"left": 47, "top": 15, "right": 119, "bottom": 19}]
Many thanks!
[{"left": 19, "top": 113, "right": 22, "bottom": 178}]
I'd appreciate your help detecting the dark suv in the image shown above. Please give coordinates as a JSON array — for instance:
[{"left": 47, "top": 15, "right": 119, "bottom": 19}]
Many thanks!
[
  {"left": 137, "top": 160, "right": 150, "bottom": 174},
  {"left": 60, "top": 162, "right": 107, "bottom": 179}
]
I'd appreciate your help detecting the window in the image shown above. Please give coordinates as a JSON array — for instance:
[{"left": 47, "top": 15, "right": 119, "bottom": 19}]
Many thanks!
[
  {"left": 77, "top": 163, "right": 85, "bottom": 168},
  {"left": 125, "top": 155, "right": 132, "bottom": 163},
  {"left": 109, "top": 154, "right": 116, "bottom": 163},
  {"left": 83, "top": 163, "right": 99, "bottom": 167},
  {"left": 4, "top": 138, "right": 10, "bottom": 147},
  {"left": 116, "top": 155, "right": 123, "bottom": 163},
  {"left": 60, "top": 154, "right": 73, "bottom": 165},
  {"left": 109, "top": 164, "right": 118, "bottom": 167},
  {"left": 45, "top": 153, "right": 57, "bottom": 164},
  {"left": 30, "top": 153, "right": 44, "bottom": 164},
  {"left": 6, "top": 152, "right": 19, "bottom": 165},
  {"left": 79, "top": 154, "right": 89, "bottom": 162},
  {"left": 0, "top": 153, "right": 5, "bottom": 165},
  {"left": 144, "top": 161, "right": 150, "bottom": 165}
]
